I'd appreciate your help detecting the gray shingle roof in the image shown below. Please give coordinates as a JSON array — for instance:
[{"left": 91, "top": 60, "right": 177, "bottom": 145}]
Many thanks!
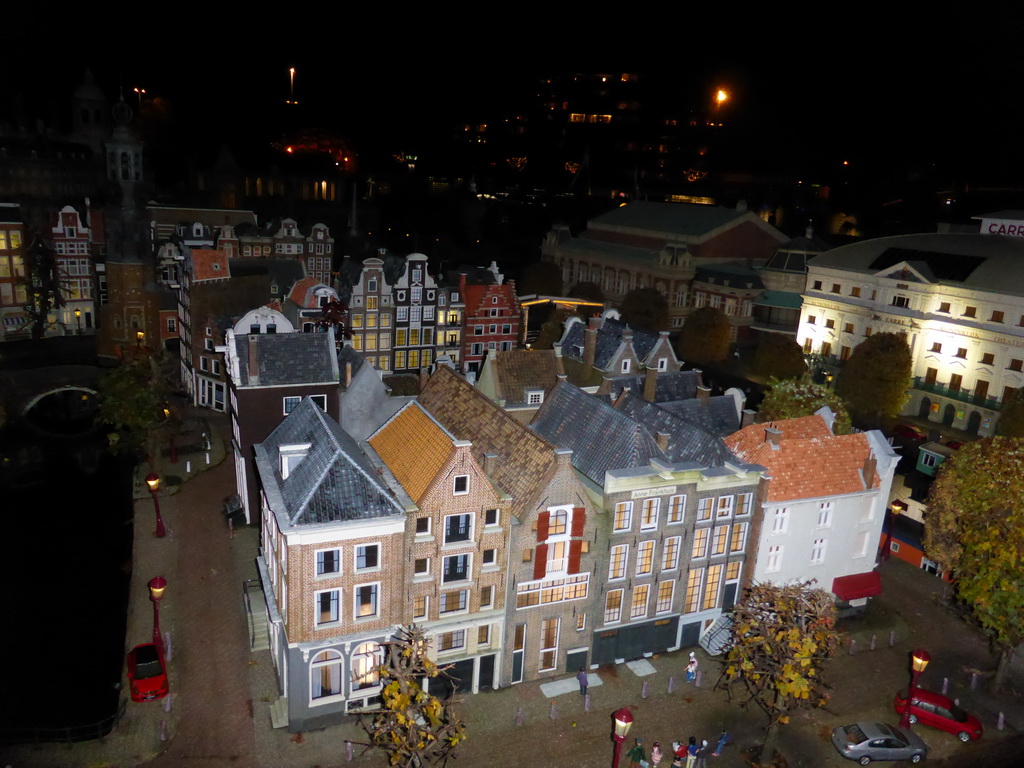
[
  {"left": 656, "top": 396, "right": 741, "bottom": 436},
  {"left": 234, "top": 331, "right": 339, "bottom": 387},
  {"left": 255, "top": 398, "right": 403, "bottom": 527},
  {"left": 601, "top": 371, "right": 702, "bottom": 402},
  {"left": 611, "top": 392, "right": 736, "bottom": 466},
  {"left": 561, "top": 317, "right": 662, "bottom": 369}
]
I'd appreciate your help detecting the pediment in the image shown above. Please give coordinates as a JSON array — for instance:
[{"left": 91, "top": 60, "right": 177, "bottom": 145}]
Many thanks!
[{"left": 874, "top": 261, "right": 932, "bottom": 283}]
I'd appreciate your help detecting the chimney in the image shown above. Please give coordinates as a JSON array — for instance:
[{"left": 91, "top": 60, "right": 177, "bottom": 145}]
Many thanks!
[
  {"left": 344, "top": 362, "right": 353, "bottom": 387},
  {"left": 693, "top": 368, "right": 704, "bottom": 388},
  {"left": 553, "top": 342, "right": 566, "bottom": 376},
  {"left": 420, "top": 366, "right": 430, "bottom": 389},
  {"left": 863, "top": 455, "right": 877, "bottom": 489},
  {"left": 583, "top": 323, "right": 597, "bottom": 370},
  {"left": 696, "top": 385, "right": 711, "bottom": 402},
  {"left": 656, "top": 432, "right": 670, "bottom": 452},
  {"left": 458, "top": 271, "right": 468, "bottom": 298},
  {"left": 247, "top": 335, "right": 260, "bottom": 386},
  {"left": 483, "top": 452, "right": 498, "bottom": 477},
  {"left": 741, "top": 408, "right": 756, "bottom": 427},
  {"left": 764, "top": 427, "right": 782, "bottom": 447},
  {"left": 644, "top": 366, "right": 658, "bottom": 402}
]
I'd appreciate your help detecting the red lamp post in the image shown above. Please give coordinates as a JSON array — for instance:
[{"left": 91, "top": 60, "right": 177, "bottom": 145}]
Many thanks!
[
  {"left": 611, "top": 707, "right": 634, "bottom": 768},
  {"left": 145, "top": 472, "right": 166, "bottom": 538},
  {"left": 148, "top": 576, "right": 167, "bottom": 651},
  {"left": 899, "top": 648, "right": 931, "bottom": 729}
]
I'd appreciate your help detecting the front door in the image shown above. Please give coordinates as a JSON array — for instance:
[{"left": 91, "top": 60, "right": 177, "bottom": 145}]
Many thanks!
[{"left": 511, "top": 624, "right": 525, "bottom": 684}]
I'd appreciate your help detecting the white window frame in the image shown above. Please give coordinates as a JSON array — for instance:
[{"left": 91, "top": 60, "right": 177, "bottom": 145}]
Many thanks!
[
  {"left": 772, "top": 507, "right": 789, "bottom": 534},
  {"left": 608, "top": 544, "right": 628, "bottom": 580},
  {"left": 443, "top": 513, "right": 472, "bottom": 544},
  {"left": 667, "top": 494, "right": 686, "bottom": 524},
  {"left": 453, "top": 474, "right": 470, "bottom": 495},
  {"left": 656, "top": 580, "right": 674, "bottom": 614},
  {"left": 766, "top": 545, "right": 783, "bottom": 573},
  {"left": 630, "top": 584, "right": 650, "bottom": 620},
  {"left": 640, "top": 498, "right": 659, "bottom": 530},
  {"left": 613, "top": 501, "right": 633, "bottom": 532},
  {"left": 661, "top": 536, "right": 681, "bottom": 571},
  {"left": 810, "top": 538, "right": 827, "bottom": 565},
  {"left": 442, "top": 553, "right": 472, "bottom": 583},
  {"left": 604, "top": 589, "right": 624, "bottom": 624},
  {"left": 353, "top": 582, "right": 380, "bottom": 619},
  {"left": 817, "top": 502, "right": 834, "bottom": 528},
  {"left": 539, "top": 618, "right": 560, "bottom": 672},
  {"left": 316, "top": 548, "right": 341, "bottom": 576},
  {"left": 354, "top": 543, "right": 381, "bottom": 573},
  {"left": 314, "top": 588, "right": 341, "bottom": 627},
  {"left": 635, "top": 540, "right": 655, "bottom": 576},
  {"left": 439, "top": 588, "right": 470, "bottom": 615}
]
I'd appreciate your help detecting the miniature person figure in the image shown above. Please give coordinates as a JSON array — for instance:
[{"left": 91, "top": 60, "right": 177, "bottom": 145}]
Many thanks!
[
  {"left": 696, "top": 739, "right": 710, "bottom": 768},
  {"left": 672, "top": 741, "right": 686, "bottom": 768},
  {"left": 686, "top": 737, "right": 698, "bottom": 768},
  {"left": 576, "top": 667, "right": 589, "bottom": 696},
  {"left": 712, "top": 730, "right": 730, "bottom": 757},
  {"left": 627, "top": 738, "right": 647, "bottom": 768},
  {"left": 686, "top": 652, "right": 698, "bottom": 683},
  {"left": 651, "top": 741, "right": 664, "bottom": 768}
]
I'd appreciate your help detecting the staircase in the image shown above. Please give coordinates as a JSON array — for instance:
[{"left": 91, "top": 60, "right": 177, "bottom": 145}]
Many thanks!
[
  {"left": 270, "top": 696, "right": 289, "bottom": 729},
  {"left": 242, "top": 579, "right": 271, "bottom": 652}
]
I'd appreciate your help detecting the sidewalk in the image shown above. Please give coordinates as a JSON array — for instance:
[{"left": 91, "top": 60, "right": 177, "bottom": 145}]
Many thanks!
[{"left": 5, "top": 409, "right": 1024, "bottom": 768}]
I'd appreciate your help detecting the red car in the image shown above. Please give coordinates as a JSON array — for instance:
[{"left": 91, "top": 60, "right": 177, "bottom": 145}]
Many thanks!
[
  {"left": 891, "top": 424, "right": 927, "bottom": 442},
  {"left": 127, "top": 643, "right": 168, "bottom": 702},
  {"left": 893, "top": 688, "right": 982, "bottom": 742}
]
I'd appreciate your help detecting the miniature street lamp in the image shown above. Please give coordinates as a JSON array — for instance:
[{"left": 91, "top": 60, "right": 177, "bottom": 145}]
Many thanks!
[
  {"left": 882, "top": 500, "right": 907, "bottom": 561},
  {"left": 899, "top": 648, "right": 931, "bottom": 729},
  {"left": 145, "top": 472, "right": 166, "bottom": 538},
  {"left": 74, "top": 308, "right": 82, "bottom": 335},
  {"left": 148, "top": 576, "right": 167, "bottom": 651},
  {"left": 611, "top": 707, "right": 634, "bottom": 768}
]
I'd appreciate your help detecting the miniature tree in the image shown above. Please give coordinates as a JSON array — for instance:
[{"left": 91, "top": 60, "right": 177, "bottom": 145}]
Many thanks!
[
  {"left": 995, "top": 387, "right": 1024, "bottom": 437},
  {"left": 676, "top": 306, "right": 731, "bottom": 364},
  {"left": 362, "top": 625, "right": 467, "bottom": 768},
  {"left": 750, "top": 335, "right": 806, "bottom": 381},
  {"left": 95, "top": 354, "right": 170, "bottom": 456},
  {"left": 758, "top": 378, "right": 852, "bottom": 434},
  {"left": 924, "top": 437, "right": 1024, "bottom": 690},
  {"left": 317, "top": 299, "right": 351, "bottom": 339},
  {"left": 835, "top": 332, "right": 912, "bottom": 426},
  {"left": 716, "top": 581, "right": 839, "bottom": 758},
  {"left": 619, "top": 287, "right": 668, "bottom": 333},
  {"left": 22, "top": 236, "right": 66, "bottom": 339}
]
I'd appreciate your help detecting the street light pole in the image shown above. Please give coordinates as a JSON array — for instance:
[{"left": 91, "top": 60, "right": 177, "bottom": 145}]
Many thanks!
[
  {"left": 148, "top": 576, "right": 167, "bottom": 652},
  {"left": 145, "top": 472, "right": 166, "bottom": 538},
  {"left": 74, "top": 308, "right": 82, "bottom": 335},
  {"left": 899, "top": 648, "right": 931, "bottom": 729},
  {"left": 611, "top": 707, "right": 633, "bottom": 768}
]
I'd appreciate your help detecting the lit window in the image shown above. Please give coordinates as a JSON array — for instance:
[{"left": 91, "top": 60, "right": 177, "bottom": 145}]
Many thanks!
[
  {"left": 635, "top": 540, "right": 654, "bottom": 575},
  {"left": 938, "top": 302, "right": 951, "bottom": 313},
  {"left": 354, "top": 584, "right": 378, "bottom": 618},
  {"left": 667, "top": 495, "right": 686, "bottom": 524},
  {"left": 691, "top": 528, "right": 709, "bottom": 558},
  {"left": 539, "top": 618, "right": 559, "bottom": 671},
  {"left": 640, "top": 498, "right": 659, "bottom": 529},
  {"left": 315, "top": 589, "right": 340, "bottom": 625},
  {"left": 630, "top": 585, "right": 650, "bottom": 619},
  {"left": 438, "top": 630, "right": 466, "bottom": 653},
  {"left": 613, "top": 501, "right": 633, "bottom": 532},
  {"left": 711, "top": 525, "right": 729, "bottom": 555},
  {"left": 351, "top": 642, "right": 383, "bottom": 690},
  {"left": 730, "top": 523, "right": 748, "bottom": 553},
  {"left": 963, "top": 306, "right": 977, "bottom": 318},
  {"left": 656, "top": 581, "right": 674, "bottom": 613},
  {"left": 702, "top": 564, "right": 722, "bottom": 610},
  {"left": 440, "top": 589, "right": 469, "bottom": 614},
  {"left": 684, "top": 569, "right": 703, "bottom": 613},
  {"left": 609, "top": 545, "right": 628, "bottom": 580},
  {"left": 697, "top": 498, "right": 713, "bottom": 522},
  {"left": 604, "top": 589, "right": 623, "bottom": 623},
  {"left": 413, "top": 595, "right": 428, "bottom": 619},
  {"left": 736, "top": 493, "right": 752, "bottom": 517},
  {"left": 661, "top": 536, "right": 680, "bottom": 571},
  {"left": 310, "top": 649, "right": 343, "bottom": 699}
]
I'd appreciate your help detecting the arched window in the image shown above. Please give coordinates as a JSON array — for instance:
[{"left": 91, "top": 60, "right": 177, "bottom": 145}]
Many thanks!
[
  {"left": 351, "top": 642, "right": 383, "bottom": 691},
  {"left": 310, "top": 649, "right": 343, "bottom": 700}
]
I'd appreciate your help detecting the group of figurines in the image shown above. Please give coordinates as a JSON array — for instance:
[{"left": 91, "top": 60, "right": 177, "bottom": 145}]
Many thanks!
[{"left": 626, "top": 732, "right": 730, "bottom": 768}]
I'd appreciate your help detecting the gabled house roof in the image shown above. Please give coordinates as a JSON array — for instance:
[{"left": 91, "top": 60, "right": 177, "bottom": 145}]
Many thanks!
[
  {"left": 725, "top": 415, "right": 878, "bottom": 502},
  {"left": 255, "top": 398, "right": 404, "bottom": 527},
  {"left": 233, "top": 329, "right": 339, "bottom": 387},
  {"left": 482, "top": 348, "right": 562, "bottom": 405},
  {"left": 368, "top": 402, "right": 458, "bottom": 504},
  {"left": 610, "top": 390, "right": 736, "bottom": 466},
  {"left": 656, "top": 396, "right": 742, "bottom": 437},
  {"left": 418, "top": 365, "right": 556, "bottom": 506},
  {"left": 599, "top": 370, "right": 702, "bottom": 402},
  {"left": 560, "top": 316, "right": 665, "bottom": 370},
  {"left": 287, "top": 277, "right": 332, "bottom": 308}
]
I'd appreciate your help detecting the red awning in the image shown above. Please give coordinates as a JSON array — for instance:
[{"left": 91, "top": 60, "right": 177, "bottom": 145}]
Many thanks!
[{"left": 832, "top": 570, "right": 882, "bottom": 601}]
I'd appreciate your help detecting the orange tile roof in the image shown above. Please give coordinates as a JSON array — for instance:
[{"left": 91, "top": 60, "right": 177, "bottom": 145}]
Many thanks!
[
  {"left": 725, "top": 415, "right": 877, "bottom": 502},
  {"left": 192, "top": 249, "right": 230, "bottom": 282},
  {"left": 369, "top": 404, "right": 453, "bottom": 503},
  {"left": 288, "top": 277, "right": 320, "bottom": 307}
]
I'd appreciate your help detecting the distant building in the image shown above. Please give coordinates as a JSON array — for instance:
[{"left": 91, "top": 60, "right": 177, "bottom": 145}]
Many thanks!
[
  {"left": 459, "top": 263, "right": 521, "bottom": 374},
  {"left": 0, "top": 205, "right": 28, "bottom": 340}
]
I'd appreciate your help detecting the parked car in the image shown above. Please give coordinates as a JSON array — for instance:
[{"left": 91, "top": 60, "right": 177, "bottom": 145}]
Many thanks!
[
  {"left": 127, "top": 643, "right": 168, "bottom": 702},
  {"left": 891, "top": 424, "right": 927, "bottom": 442},
  {"left": 831, "top": 722, "right": 927, "bottom": 764},
  {"left": 894, "top": 688, "right": 983, "bottom": 742}
]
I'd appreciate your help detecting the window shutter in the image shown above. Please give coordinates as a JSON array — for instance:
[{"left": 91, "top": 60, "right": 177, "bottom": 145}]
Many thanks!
[
  {"left": 533, "top": 544, "right": 548, "bottom": 580},
  {"left": 571, "top": 507, "right": 585, "bottom": 536},
  {"left": 537, "top": 511, "right": 550, "bottom": 542},
  {"left": 568, "top": 540, "right": 583, "bottom": 574}
]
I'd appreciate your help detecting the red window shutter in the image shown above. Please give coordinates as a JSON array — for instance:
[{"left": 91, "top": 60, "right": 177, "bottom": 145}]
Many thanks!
[
  {"left": 568, "top": 540, "right": 583, "bottom": 574},
  {"left": 537, "top": 511, "right": 550, "bottom": 542},
  {"left": 534, "top": 544, "right": 548, "bottom": 580},
  {"left": 571, "top": 507, "right": 585, "bottom": 536}
]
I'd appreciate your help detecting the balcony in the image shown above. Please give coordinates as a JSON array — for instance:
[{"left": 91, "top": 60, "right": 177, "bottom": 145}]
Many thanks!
[{"left": 912, "top": 377, "right": 1002, "bottom": 411}]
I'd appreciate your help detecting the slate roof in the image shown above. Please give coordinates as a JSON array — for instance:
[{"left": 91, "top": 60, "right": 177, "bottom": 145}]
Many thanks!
[
  {"left": 560, "top": 316, "right": 662, "bottom": 370},
  {"left": 418, "top": 365, "right": 556, "bottom": 506},
  {"left": 368, "top": 402, "right": 456, "bottom": 503},
  {"left": 656, "top": 396, "right": 742, "bottom": 437},
  {"left": 337, "top": 344, "right": 366, "bottom": 380},
  {"left": 488, "top": 349, "right": 561, "bottom": 404},
  {"left": 256, "top": 398, "right": 403, "bottom": 527},
  {"left": 190, "top": 275, "right": 272, "bottom": 334},
  {"left": 601, "top": 371, "right": 702, "bottom": 402},
  {"left": 808, "top": 233, "right": 1024, "bottom": 297},
  {"left": 611, "top": 391, "right": 736, "bottom": 466},
  {"left": 234, "top": 330, "right": 339, "bottom": 387},
  {"left": 589, "top": 201, "right": 750, "bottom": 238},
  {"left": 725, "top": 415, "right": 878, "bottom": 502}
]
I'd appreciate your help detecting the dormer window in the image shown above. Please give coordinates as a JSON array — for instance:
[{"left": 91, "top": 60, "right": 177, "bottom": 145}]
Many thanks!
[
  {"left": 279, "top": 443, "right": 312, "bottom": 479},
  {"left": 527, "top": 389, "right": 544, "bottom": 405},
  {"left": 621, "top": 359, "right": 631, "bottom": 373}
]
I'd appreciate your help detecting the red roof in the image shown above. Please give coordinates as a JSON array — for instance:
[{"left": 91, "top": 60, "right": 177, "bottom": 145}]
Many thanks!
[
  {"left": 192, "top": 249, "right": 230, "bottom": 282},
  {"left": 832, "top": 570, "right": 882, "bottom": 601}
]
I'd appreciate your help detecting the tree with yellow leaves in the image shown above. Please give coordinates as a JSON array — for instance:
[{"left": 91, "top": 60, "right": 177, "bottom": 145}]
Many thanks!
[
  {"left": 361, "top": 625, "right": 467, "bottom": 768},
  {"left": 716, "top": 582, "right": 839, "bottom": 761}
]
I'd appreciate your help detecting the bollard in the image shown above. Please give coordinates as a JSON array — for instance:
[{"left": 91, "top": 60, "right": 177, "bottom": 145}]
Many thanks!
[
  {"left": 668, "top": 675, "right": 675, "bottom": 694},
  {"left": 998, "top": 712, "right": 1005, "bottom": 731},
  {"left": 515, "top": 706, "right": 524, "bottom": 726},
  {"left": 186, "top": 460, "right": 191, "bottom": 473},
  {"left": 870, "top": 634, "right": 877, "bottom": 651},
  {"left": 585, "top": 692, "right": 591, "bottom": 712},
  {"left": 346, "top": 740, "right": 354, "bottom": 761},
  {"left": 849, "top": 639, "right": 857, "bottom": 655},
  {"left": 206, "top": 452, "right": 211, "bottom": 465},
  {"left": 550, "top": 700, "right": 557, "bottom": 720},
  {"left": 695, "top": 670, "right": 702, "bottom": 688},
  {"left": 971, "top": 672, "right": 979, "bottom": 690},
  {"left": 160, "top": 720, "right": 169, "bottom": 741},
  {"left": 163, "top": 693, "right": 173, "bottom": 712},
  {"left": 889, "top": 630, "right": 896, "bottom": 647},
  {"left": 954, "top": 697, "right": 960, "bottom": 706},
  {"left": 942, "top": 677, "right": 949, "bottom": 695},
  {"left": 165, "top": 632, "right": 173, "bottom": 662},
  {"left": 642, "top": 681, "right": 649, "bottom": 699}
]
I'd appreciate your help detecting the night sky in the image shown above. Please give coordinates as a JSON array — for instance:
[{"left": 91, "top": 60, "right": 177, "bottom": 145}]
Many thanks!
[{"left": 4, "top": 12, "right": 1024, "bottom": 179}]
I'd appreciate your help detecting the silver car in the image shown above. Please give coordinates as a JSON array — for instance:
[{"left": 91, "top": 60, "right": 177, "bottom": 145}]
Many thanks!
[{"left": 831, "top": 722, "right": 928, "bottom": 765}]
